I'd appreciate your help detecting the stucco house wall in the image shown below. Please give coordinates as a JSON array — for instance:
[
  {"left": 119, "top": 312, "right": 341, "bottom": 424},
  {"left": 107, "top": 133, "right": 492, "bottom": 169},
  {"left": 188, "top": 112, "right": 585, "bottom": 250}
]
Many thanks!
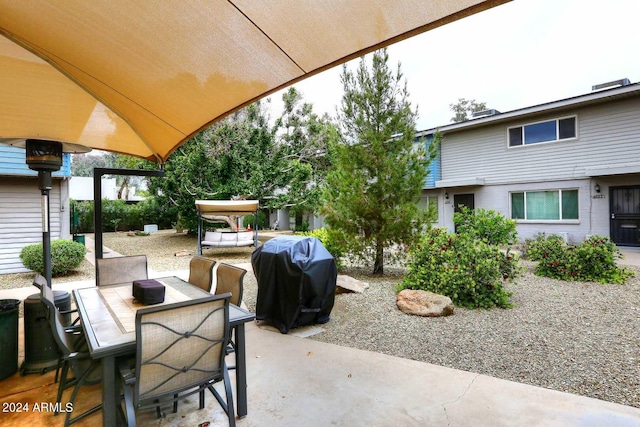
[{"left": 419, "top": 81, "right": 640, "bottom": 245}]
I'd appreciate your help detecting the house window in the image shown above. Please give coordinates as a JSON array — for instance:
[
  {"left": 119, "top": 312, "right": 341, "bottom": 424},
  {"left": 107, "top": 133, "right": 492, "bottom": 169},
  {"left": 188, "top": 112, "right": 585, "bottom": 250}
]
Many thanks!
[
  {"left": 511, "top": 189, "right": 578, "bottom": 220},
  {"left": 427, "top": 196, "right": 438, "bottom": 222},
  {"left": 508, "top": 116, "right": 576, "bottom": 147},
  {"left": 419, "top": 195, "right": 439, "bottom": 222}
]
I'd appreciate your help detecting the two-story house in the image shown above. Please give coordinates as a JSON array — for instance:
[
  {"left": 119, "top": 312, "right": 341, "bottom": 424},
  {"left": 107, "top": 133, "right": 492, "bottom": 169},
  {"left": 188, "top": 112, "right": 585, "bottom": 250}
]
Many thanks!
[
  {"left": 0, "top": 146, "right": 71, "bottom": 273},
  {"left": 419, "top": 79, "right": 640, "bottom": 246}
]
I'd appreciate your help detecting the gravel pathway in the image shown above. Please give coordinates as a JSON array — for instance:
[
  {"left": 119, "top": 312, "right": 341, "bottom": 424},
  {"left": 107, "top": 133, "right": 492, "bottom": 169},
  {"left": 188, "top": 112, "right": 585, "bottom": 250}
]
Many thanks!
[
  {"left": 1, "top": 230, "right": 638, "bottom": 408},
  {"left": 303, "top": 264, "right": 640, "bottom": 409}
]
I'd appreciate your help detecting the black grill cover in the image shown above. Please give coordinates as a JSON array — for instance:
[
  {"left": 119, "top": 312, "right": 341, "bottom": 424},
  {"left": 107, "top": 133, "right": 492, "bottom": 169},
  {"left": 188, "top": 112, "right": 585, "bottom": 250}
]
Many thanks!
[{"left": 251, "top": 236, "right": 337, "bottom": 334}]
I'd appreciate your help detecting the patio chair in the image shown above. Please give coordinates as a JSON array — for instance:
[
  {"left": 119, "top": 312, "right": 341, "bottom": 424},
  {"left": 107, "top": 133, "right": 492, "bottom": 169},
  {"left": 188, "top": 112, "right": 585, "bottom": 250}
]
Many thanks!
[
  {"left": 188, "top": 255, "right": 216, "bottom": 292},
  {"left": 40, "top": 276, "right": 102, "bottom": 427},
  {"left": 215, "top": 263, "right": 246, "bottom": 306},
  {"left": 215, "top": 263, "right": 247, "bottom": 365},
  {"left": 96, "top": 254, "right": 148, "bottom": 286},
  {"left": 118, "top": 294, "right": 235, "bottom": 427}
]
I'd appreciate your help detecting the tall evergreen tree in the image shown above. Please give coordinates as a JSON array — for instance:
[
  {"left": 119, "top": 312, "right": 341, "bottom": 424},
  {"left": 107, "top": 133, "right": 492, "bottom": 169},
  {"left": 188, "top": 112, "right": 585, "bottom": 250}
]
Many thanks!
[{"left": 322, "top": 49, "right": 434, "bottom": 275}]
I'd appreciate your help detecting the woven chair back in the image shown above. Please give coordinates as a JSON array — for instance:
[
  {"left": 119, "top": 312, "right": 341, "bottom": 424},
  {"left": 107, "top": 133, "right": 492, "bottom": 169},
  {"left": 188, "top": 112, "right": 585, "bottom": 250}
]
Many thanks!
[
  {"left": 134, "top": 294, "right": 230, "bottom": 406},
  {"left": 188, "top": 256, "right": 216, "bottom": 292},
  {"left": 215, "top": 263, "right": 246, "bottom": 306},
  {"left": 96, "top": 255, "right": 148, "bottom": 286}
]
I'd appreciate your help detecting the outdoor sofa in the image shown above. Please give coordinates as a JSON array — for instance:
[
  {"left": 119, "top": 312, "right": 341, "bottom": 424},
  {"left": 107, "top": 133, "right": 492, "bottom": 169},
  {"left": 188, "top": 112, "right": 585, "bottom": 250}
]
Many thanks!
[{"left": 201, "top": 231, "right": 255, "bottom": 248}]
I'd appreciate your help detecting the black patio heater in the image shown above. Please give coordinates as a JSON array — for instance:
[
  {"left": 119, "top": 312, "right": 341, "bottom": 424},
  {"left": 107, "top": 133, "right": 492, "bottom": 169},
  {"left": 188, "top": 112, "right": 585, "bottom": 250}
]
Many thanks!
[
  {"left": 26, "top": 139, "right": 63, "bottom": 288},
  {"left": 20, "top": 139, "right": 75, "bottom": 375}
]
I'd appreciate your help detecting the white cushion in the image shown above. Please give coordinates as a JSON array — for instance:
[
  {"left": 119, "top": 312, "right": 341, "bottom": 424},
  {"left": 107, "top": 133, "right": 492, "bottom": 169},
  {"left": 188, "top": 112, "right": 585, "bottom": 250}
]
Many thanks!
[
  {"left": 237, "top": 231, "right": 253, "bottom": 241},
  {"left": 203, "top": 231, "right": 222, "bottom": 242},
  {"left": 220, "top": 233, "right": 238, "bottom": 243}
]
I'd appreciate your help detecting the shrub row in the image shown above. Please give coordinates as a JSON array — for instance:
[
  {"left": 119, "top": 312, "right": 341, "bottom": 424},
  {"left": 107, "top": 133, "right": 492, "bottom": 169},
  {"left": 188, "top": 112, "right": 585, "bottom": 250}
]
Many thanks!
[
  {"left": 242, "top": 211, "right": 269, "bottom": 230},
  {"left": 526, "top": 234, "right": 634, "bottom": 284},
  {"left": 71, "top": 198, "right": 175, "bottom": 233}
]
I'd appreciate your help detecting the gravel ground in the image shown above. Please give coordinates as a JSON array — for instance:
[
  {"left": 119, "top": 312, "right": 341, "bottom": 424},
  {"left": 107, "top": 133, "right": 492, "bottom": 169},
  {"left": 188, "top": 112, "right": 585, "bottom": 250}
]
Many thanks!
[{"left": 1, "top": 230, "right": 638, "bottom": 408}]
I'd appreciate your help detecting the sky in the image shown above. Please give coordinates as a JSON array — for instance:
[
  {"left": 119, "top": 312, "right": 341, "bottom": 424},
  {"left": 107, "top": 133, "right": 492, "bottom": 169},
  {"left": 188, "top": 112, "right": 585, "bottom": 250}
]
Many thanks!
[{"left": 267, "top": 0, "right": 640, "bottom": 131}]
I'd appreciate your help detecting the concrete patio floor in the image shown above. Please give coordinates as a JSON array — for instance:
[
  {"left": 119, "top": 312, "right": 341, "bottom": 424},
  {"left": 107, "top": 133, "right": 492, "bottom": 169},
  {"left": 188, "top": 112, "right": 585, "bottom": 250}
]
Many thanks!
[{"left": 0, "top": 241, "right": 639, "bottom": 426}]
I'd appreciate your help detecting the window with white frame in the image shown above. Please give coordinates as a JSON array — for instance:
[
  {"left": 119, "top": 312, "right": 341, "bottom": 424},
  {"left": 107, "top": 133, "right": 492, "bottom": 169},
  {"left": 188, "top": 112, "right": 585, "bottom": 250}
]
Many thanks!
[
  {"left": 508, "top": 116, "right": 576, "bottom": 147},
  {"left": 511, "top": 189, "right": 578, "bottom": 220}
]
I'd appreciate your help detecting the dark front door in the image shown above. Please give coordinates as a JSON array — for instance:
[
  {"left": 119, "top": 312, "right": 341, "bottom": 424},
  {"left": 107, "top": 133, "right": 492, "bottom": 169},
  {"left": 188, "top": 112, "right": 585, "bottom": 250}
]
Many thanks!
[
  {"left": 453, "top": 193, "right": 475, "bottom": 232},
  {"left": 610, "top": 186, "right": 640, "bottom": 246}
]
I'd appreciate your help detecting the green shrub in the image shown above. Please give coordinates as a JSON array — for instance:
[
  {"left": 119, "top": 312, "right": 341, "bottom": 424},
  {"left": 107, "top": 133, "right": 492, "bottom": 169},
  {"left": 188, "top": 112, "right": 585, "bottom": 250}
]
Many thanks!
[
  {"left": 526, "top": 234, "right": 634, "bottom": 284},
  {"left": 294, "top": 221, "right": 309, "bottom": 233},
  {"left": 102, "top": 199, "right": 128, "bottom": 231},
  {"left": 70, "top": 199, "right": 94, "bottom": 233},
  {"left": 453, "top": 206, "right": 518, "bottom": 246},
  {"left": 243, "top": 211, "right": 268, "bottom": 230},
  {"left": 301, "top": 227, "right": 347, "bottom": 271},
  {"left": 524, "top": 233, "right": 566, "bottom": 262},
  {"left": 20, "top": 239, "right": 87, "bottom": 276},
  {"left": 72, "top": 197, "right": 177, "bottom": 234},
  {"left": 398, "top": 228, "right": 521, "bottom": 309}
]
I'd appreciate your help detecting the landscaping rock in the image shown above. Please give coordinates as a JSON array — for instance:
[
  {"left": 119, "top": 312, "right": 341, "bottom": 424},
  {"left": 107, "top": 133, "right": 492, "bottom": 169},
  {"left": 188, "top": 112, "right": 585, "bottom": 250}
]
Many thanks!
[
  {"left": 396, "top": 290, "right": 454, "bottom": 317},
  {"left": 336, "top": 275, "right": 369, "bottom": 294}
]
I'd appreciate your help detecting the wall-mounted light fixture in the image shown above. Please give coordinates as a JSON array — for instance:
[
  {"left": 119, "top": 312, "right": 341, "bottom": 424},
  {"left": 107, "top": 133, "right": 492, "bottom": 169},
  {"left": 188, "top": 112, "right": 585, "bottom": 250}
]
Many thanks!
[
  {"left": 444, "top": 192, "right": 449, "bottom": 200},
  {"left": 595, "top": 183, "right": 601, "bottom": 193}
]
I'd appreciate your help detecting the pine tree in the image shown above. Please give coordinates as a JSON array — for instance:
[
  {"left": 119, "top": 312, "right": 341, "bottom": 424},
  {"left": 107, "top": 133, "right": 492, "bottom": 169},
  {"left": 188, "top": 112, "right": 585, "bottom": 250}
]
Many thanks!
[{"left": 322, "top": 49, "right": 434, "bottom": 275}]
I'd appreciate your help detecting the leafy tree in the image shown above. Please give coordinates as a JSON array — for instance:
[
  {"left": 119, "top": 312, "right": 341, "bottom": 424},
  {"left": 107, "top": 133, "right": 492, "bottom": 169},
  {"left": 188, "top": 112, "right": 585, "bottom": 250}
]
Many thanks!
[
  {"left": 147, "top": 112, "right": 263, "bottom": 232},
  {"left": 273, "top": 87, "right": 337, "bottom": 227},
  {"left": 70, "top": 153, "right": 110, "bottom": 176},
  {"left": 322, "top": 48, "right": 434, "bottom": 275},
  {"left": 449, "top": 98, "right": 487, "bottom": 123},
  {"left": 103, "top": 153, "right": 155, "bottom": 199},
  {"left": 71, "top": 151, "right": 155, "bottom": 199},
  {"left": 148, "top": 95, "right": 336, "bottom": 233}
]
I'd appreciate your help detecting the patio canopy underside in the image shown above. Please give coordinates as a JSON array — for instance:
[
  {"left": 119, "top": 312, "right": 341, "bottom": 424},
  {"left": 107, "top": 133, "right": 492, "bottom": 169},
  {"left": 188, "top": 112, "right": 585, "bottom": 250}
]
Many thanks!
[{"left": 0, "top": 0, "right": 507, "bottom": 163}]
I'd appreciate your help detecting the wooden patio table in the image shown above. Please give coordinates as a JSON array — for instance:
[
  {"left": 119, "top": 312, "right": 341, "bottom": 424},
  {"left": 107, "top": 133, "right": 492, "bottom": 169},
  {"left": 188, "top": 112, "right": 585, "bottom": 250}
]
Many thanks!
[{"left": 73, "top": 276, "right": 255, "bottom": 427}]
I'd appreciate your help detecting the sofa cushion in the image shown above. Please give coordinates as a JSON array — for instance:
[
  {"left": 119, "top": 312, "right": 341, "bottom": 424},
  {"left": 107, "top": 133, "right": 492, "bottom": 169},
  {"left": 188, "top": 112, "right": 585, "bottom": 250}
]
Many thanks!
[
  {"left": 220, "top": 232, "right": 238, "bottom": 243},
  {"left": 237, "top": 232, "right": 254, "bottom": 246},
  {"left": 237, "top": 231, "right": 253, "bottom": 241},
  {"left": 203, "top": 231, "right": 222, "bottom": 243},
  {"left": 202, "top": 230, "right": 255, "bottom": 247}
]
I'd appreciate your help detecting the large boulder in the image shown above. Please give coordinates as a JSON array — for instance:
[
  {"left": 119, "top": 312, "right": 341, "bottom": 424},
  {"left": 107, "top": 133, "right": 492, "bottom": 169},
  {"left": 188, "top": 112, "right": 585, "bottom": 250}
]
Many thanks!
[{"left": 396, "top": 290, "right": 454, "bottom": 317}]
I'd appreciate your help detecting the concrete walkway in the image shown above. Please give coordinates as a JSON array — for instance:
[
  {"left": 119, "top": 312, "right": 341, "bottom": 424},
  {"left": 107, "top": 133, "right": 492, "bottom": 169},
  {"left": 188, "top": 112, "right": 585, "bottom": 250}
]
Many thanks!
[
  {"left": 618, "top": 246, "right": 640, "bottom": 267},
  {"left": 1, "top": 239, "right": 639, "bottom": 426}
]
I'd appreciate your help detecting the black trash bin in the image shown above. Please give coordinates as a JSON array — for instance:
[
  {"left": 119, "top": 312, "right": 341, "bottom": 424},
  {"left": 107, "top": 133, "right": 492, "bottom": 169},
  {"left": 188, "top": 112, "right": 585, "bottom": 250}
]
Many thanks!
[
  {"left": 251, "top": 235, "right": 337, "bottom": 334},
  {"left": 0, "top": 299, "right": 20, "bottom": 380}
]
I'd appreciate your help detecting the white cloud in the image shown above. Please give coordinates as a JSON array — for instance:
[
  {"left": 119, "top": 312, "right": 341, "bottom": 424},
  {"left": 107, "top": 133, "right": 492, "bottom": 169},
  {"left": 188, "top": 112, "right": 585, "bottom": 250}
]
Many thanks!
[{"left": 269, "top": 0, "right": 640, "bottom": 130}]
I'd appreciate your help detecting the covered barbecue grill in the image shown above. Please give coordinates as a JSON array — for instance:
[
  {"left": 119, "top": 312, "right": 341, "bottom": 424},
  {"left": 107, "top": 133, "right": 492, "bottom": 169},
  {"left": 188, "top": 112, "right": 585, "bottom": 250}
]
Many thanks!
[{"left": 251, "top": 235, "right": 336, "bottom": 334}]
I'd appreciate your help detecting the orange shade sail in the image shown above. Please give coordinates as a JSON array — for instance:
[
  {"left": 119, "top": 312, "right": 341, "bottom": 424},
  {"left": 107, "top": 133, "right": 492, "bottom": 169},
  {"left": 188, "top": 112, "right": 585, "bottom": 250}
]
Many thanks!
[{"left": 0, "top": 0, "right": 507, "bottom": 163}]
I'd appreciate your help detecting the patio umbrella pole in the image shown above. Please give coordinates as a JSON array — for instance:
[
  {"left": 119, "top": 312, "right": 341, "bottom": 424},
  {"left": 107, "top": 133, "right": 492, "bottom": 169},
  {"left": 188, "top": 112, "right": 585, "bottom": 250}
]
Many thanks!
[{"left": 38, "top": 170, "right": 53, "bottom": 288}]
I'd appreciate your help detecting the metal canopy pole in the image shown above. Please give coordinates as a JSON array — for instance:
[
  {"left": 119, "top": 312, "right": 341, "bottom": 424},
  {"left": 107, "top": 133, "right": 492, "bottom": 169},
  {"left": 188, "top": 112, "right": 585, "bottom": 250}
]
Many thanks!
[{"left": 197, "top": 210, "right": 202, "bottom": 256}]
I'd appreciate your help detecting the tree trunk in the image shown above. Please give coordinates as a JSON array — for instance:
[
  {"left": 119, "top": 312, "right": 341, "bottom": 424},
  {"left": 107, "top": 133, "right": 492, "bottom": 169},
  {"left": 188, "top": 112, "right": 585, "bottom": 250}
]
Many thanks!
[{"left": 373, "top": 239, "right": 384, "bottom": 275}]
